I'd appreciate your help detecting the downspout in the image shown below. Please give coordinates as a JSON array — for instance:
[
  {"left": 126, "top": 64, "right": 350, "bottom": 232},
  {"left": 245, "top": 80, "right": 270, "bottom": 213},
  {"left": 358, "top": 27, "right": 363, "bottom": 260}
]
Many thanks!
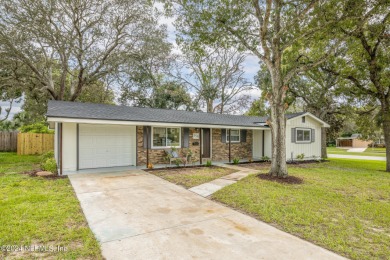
[
  {"left": 76, "top": 124, "right": 79, "bottom": 171},
  {"left": 199, "top": 128, "right": 202, "bottom": 164},
  {"left": 229, "top": 129, "right": 231, "bottom": 163},
  {"left": 262, "top": 130, "right": 265, "bottom": 157},
  {"left": 59, "top": 123, "right": 63, "bottom": 175},
  {"left": 146, "top": 126, "right": 149, "bottom": 167}
]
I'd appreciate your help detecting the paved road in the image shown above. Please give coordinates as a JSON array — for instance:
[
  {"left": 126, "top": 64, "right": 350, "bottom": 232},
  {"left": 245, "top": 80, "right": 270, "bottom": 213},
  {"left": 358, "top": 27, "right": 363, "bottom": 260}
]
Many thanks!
[
  {"left": 69, "top": 170, "right": 344, "bottom": 260},
  {"left": 328, "top": 154, "right": 386, "bottom": 161}
]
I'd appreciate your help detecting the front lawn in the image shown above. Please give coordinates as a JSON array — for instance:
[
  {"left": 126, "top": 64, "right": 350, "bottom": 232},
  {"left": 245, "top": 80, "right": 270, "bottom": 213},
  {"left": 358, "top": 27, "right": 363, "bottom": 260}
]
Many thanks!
[
  {"left": 149, "top": 166, "right": 237, "bottom": 188},
  {"left": 327, "top": 147, "right": 386, "bottom": 157},
  {"left": 0, "top": 153, "right": 102, "bottom": 259},
  {"left": 212, "top": 159, "right": 390, "bottom": 260}
]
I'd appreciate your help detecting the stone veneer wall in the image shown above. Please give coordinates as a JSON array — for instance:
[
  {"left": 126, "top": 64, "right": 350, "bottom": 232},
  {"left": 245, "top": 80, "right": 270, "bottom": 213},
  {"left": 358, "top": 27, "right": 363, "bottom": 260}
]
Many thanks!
[
  {"left": 136, "top": 126, "right": 252, "bottom": 166},
  {"left": 137, "top": 126, "right": 201, "bottom": 166},
  {"left": 211, "top": 129, "right": 252, "bottom": 161}
]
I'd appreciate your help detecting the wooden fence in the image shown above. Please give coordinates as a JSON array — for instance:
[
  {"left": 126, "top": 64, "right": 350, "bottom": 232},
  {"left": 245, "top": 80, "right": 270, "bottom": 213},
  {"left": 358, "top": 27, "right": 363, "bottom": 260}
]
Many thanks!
[
  {"left": 0, "top": 132, "right": 18, "bottom": 152},
  {"left": 17, "top": 133, "right": 54, "bottom": 155}
]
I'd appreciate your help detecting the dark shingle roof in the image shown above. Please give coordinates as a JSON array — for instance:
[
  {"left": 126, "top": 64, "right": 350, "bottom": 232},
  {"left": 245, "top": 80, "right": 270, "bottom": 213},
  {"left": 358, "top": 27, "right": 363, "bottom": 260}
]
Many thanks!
[{"left": 46, "top": 101, "right": 305, "bottom": 128}]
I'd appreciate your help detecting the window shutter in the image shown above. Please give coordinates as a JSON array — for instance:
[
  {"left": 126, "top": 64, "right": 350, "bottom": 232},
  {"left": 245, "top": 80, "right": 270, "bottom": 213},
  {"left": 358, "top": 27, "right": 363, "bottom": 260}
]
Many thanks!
[
  {"left": 182, "top": 128, "right": 190, "bottom": 148},
  {"left": 311, "top": 129, "right": 315, "bottom": 143},
  {"left": 240, "top": 130, "right": 247, "bottom": 142},
  {"left": 143, "top": 126, "right": 151, "bottom": 149},
  {"left": 221, "top": 129, "right": 226, "bottom": 143},
  {"left": 291, "top": 128, "right": 296, "bottom": 143}
]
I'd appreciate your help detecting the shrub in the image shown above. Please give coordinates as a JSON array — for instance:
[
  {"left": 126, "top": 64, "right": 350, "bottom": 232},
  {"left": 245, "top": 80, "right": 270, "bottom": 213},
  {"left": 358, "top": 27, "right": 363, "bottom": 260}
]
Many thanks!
[
  {"left": 19, "top": 122, "right": 54, "bottom": 134},
  {"left": 40, "top": 150, "right": 54, "bottom": 162},
  {"left": 232, "top": 157, "right": 240, "bottom": 164},
  {"left": 205, "top": 160, "right": 212, "bottom": 167},
  {"left": 41, "top": 158, "right": 57, "bottom": 173},
  {"left": 296, "top": 153, "right": 305, "bottom": 160},
  {"left": 261, "top": 156, "right": 270, "bottom": 161},
  {"left": 174, "top": 158, "right": 181, "bottom": 167}
]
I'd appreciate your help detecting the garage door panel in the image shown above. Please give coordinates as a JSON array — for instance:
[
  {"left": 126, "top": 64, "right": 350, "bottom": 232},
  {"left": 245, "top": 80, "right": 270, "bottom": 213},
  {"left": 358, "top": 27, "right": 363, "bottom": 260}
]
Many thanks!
[{"left": 79, "top": 124, "right": 136, "bottom": 169}]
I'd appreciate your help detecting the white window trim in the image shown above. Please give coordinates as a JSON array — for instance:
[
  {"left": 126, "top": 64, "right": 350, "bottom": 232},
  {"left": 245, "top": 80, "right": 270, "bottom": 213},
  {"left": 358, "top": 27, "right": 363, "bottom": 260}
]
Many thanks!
[
  {"left": 296, "top": 128, "right": 311, "bottom": 143},
  {"left": 151, "top": 126, "right": 181, "bottom": 149},
  {"left": 226, "top": 129, "right": 240, "bottom": 143}
]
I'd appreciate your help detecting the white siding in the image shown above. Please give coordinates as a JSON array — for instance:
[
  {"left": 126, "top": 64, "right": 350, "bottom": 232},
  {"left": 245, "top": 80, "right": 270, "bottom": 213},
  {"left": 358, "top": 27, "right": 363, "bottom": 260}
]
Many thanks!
[
  {"left": 253, "top": 130, "right": 262, "bottom": 158},
  {"left": 264, "top": 130, "right": 272, "bottom": 158},
  {"left": 286, "top": 116, "right": 322, "bottom": 160},
  {"left": 62, "top": 122, "right": 77, "bottom": 171},
  {"left": 54, "top": 122, "right": 58, "bottom": 163}
]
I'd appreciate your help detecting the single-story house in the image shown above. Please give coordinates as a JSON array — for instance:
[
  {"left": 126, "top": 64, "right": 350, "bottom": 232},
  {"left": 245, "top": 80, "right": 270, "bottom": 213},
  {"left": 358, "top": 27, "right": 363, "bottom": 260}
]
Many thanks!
[
  {"left": 46, "top": 101, "right": 330, "bottom": 174},
  {"left": 336, "top": 134, "right": 372, "bottom": 148}
]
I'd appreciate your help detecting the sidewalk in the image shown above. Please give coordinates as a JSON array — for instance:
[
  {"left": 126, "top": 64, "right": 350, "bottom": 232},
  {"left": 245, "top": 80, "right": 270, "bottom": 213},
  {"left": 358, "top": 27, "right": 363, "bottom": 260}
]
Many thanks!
[
  {"left": 189, "top": 164, "right": 258, "bottom": 197},
  {"left": 328, "top": 154, "right": 386, "bottom": 161}
]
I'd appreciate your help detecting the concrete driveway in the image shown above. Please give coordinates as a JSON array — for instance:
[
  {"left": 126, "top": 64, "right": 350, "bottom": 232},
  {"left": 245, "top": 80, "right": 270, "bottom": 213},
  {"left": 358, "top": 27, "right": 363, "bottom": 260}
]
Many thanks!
[{"left": 69, "top": 170, "right": 344, "bottom": 260}]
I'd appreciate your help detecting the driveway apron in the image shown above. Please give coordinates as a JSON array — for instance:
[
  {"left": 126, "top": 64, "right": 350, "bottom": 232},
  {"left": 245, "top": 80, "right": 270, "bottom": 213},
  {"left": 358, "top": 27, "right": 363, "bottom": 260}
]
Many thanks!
[{"left": 69, "top": 170, "right": 345, "bottom": 260}]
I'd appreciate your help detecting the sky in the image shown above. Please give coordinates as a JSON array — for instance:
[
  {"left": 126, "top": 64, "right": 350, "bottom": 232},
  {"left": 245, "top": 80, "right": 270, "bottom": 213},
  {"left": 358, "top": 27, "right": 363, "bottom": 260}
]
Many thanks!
[
  {"left": 158, "top": 13, "right": 262, "bottom": 108},
  {"left": 1, "top": 10, "right": 262, "bottom": 120}
]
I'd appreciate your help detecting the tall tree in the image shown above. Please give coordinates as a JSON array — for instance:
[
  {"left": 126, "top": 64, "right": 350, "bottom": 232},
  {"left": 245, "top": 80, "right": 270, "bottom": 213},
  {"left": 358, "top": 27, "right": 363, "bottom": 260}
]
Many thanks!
[
  {"left": 288, "top": 65, "right": 351, "bottom": 158},
  {"left": 117, "top": 34, "right": 194, "bottom": 110},
  {"left": 328, "top": 1, "right": 390, "bottom": 171},
  {"left": 168, "top": 0, "right": 349, "bottom": 177},
  {"left": 174, "top": 46, "right": 253, "bottom": 114},
  {"left": 0, "top": 0, "right": 164, "bottom": 102}
]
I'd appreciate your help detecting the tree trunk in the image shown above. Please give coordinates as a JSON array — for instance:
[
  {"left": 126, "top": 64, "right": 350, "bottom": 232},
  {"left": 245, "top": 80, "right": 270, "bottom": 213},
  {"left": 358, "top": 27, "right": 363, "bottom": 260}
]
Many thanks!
[
  {"left": 382, "top": 107, "right": 390, "bottom": 172},
  {"left": 321, "top": 127, "right": 327, "bottom": 158},
  {"left": 206, "top": 99, "right": 213, "bottom": 113},
  {"left": 268, "top": 69, "right": 288, "bottom": 177},
  {"left": 269, "top": 104, "right": 288, "bottom": 177}
]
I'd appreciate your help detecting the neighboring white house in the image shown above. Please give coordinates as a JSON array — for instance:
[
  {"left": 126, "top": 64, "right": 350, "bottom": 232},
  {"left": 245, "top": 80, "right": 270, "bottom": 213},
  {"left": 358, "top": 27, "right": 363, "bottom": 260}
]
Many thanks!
[{"left": 46, "top": 101, "right": 329, "bottom": 174}]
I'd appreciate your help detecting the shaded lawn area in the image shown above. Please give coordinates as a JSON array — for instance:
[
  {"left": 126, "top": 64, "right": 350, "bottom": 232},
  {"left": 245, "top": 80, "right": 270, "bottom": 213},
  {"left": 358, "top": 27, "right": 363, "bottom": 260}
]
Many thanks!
[
  {"left": 212, "top": 159, "right": 390, "bottom": 260},
  {"left": 327, "top": 147, "right": 386, "bottom": 157},
  {"left": 0, "top": 153, "right": 102, "bottom": 259},
  {"left": 149, "top": 166, "right": 237, "bottom": 188}
]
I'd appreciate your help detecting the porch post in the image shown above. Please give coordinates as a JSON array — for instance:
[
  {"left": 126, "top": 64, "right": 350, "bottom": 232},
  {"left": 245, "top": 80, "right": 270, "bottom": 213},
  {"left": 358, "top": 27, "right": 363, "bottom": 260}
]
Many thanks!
[
  {"left": 59, "top": 123, "right": 63, "bottom": 175},
  {"left": 199, "top": 128, "right": 202, "bottom": 165},
  {"left": 146, "top": 126, "right": 149, "bottom": 167},
  {"left": 262, "top": 130, "right": 265, "bottom": 157},
  {"left": 228, "top": 129, "right": 231, "bottom": 163}
]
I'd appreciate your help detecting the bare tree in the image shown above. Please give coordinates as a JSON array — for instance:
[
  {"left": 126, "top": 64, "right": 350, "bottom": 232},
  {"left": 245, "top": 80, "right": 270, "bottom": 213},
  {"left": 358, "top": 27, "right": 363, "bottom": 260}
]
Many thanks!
[
  {"left": 0, "top": 0, "right": 164, "bottom": 101},
  {"left": 173, "top": 47, "right": 253, "bottom": 114}
]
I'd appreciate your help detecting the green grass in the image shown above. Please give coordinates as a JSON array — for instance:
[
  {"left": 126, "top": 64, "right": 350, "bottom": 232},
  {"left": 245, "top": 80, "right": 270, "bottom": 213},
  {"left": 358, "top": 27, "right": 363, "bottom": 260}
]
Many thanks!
[
  {"left": 0, "top": 153, "right": 102, "bottom": 259},
  {"left": 327, "top": 147, "right": 386, "bottom": 157},
  {"left": 150, "top": 166, "right": 237, "bottom": 188},
  {"left": 212, "top": 159, "right": 390, "bottom": 260}
]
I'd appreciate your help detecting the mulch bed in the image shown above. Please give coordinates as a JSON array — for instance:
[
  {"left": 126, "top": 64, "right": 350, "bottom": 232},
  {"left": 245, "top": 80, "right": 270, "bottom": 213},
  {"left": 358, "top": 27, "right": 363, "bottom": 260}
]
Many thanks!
[
  {"left": 257, "top": 173, "right": 304, "bottom": 184},
  {"left": 21, "top": 169, "right": 68, "bottom": 179},
  {"left": 145, "top": 164, "right": 212, "bottom": 172},
  {"left": 145, "top": 165, "right": 227, "bottom": 174}
]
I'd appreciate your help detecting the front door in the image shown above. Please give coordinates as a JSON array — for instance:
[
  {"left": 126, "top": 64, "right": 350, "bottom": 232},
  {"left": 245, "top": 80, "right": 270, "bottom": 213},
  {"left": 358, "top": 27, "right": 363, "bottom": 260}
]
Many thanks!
[{"left": 202, "top": 128, "right": 211, "bottom": 158}]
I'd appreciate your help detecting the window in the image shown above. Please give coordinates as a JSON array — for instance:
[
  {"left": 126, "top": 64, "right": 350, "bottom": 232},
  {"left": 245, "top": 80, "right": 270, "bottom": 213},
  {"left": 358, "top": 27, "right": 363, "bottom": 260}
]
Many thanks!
[
  {"left": 152, "top": 127, "right": 181, "bottom": 148},
  {"left": 302, "top": 116, "right": 305, "bottom": 123},
  {"left": 226, "top": 129, "right": 240, "bottom": 143},
  {"left": 296, "top": 128, "right": 311, "bottom": 142}
]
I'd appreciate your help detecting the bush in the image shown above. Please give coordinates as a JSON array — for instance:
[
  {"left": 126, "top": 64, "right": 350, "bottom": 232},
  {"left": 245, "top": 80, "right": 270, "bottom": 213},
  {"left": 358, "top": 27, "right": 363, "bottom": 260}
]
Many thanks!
[
  {"left": 261, "top": 156, "right": 270, "bottom": 161},
  {"left": 232, "top": 157, "right": 240, "bottom": 164},
  {"left": 205, "top": 160, "right": 212, "bottom": 167},
  {"left": 41, "top": 158, "right": 57, "bottom": 173},
  {"left": 40, "top": 150, "right": 54, "bottom": 162},
  {"left": 296, "top": 153, "right": 305, "bottom": 160},
  {"left": 19, "top": 122, "right": 54, "bottom": 134}
]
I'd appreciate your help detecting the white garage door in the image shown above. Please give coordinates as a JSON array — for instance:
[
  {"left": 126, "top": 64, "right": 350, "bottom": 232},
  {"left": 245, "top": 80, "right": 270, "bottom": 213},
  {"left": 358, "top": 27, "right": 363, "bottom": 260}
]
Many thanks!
[{"left": 79, "top": 124, "right": 136, "bottom": 169}]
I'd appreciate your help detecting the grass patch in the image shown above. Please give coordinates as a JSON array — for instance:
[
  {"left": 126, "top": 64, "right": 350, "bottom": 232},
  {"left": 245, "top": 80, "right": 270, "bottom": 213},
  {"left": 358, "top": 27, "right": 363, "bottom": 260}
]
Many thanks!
[
  {"left": 150, "top": 166, "right": 237, "bottom": 188},
  {"left": 212, "top": 159, "right": 390, "bottom": 260},
  {"left": 0, "top": 153, "right": 102, "bottom": 259},
  {"left": 327, "top": 147, "right": 386, "bottom": 157}
]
